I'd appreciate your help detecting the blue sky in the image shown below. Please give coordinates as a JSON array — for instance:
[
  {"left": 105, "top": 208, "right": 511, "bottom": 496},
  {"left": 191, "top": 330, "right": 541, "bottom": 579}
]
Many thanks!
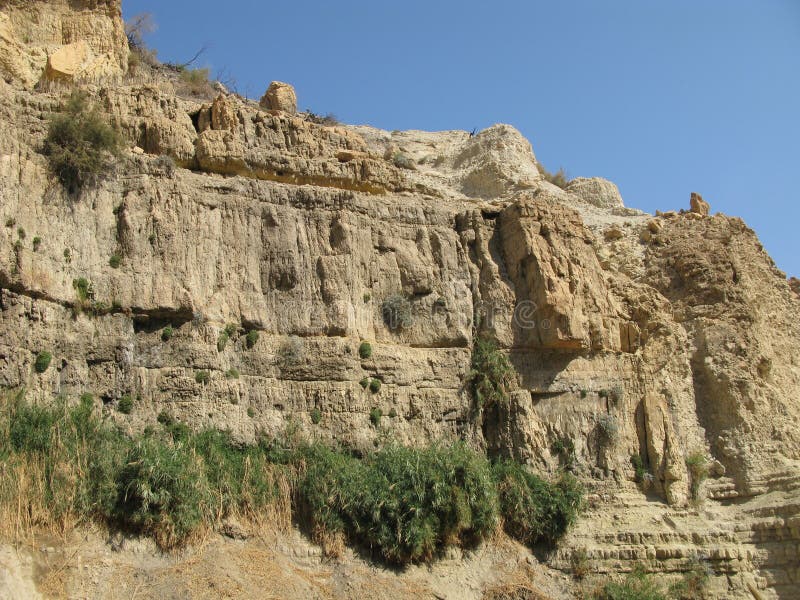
[{"left": 122, "top": 1, "right": 800, "bottom": 278}]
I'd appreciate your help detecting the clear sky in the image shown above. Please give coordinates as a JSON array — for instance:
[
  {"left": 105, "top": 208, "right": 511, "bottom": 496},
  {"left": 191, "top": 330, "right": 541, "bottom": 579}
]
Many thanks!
[{"left": 122, "top": 1, "right": 800, "bottom": 278}]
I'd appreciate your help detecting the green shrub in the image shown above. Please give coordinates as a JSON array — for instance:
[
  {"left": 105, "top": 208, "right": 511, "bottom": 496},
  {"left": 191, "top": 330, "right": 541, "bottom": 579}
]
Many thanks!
[
  {"left": 369, "top": 379, "right": 382, "bottom": 394},
  {"left": 114, "top": 436, "right": 212, "bottom": 548},
  {"left": 388, "top": 407, "right": 398, "bottom": 418},
  {"left": 310, "top": 408, "right": 322, "bottom": 425},
  {"left": 195, "top": 371, "right": 210, "bottom": 385},
  {"left": 392, "top": 152, "right": 416, "bottom": 170},
  {"left": 363, "top": 293, "right": 371, "bottom": 303},
  {"left": 225, "top": 368, "right": 240, "bottom": 379},
  {"left": 109, "top": 254, "right": 122, "bottom": 269},
  {"left": 178, "top": 67, "right": 211, "bottom": 96},
  {"left": 17, "top": 227, "right": 25, "bottom": 240},
  {"left": 597, "top": 414, "right": 618, "bottom": 444},
  {"left": 5, "top": 217, "right": 14, "bottom": 227},
  {"left": 44, "top": 91, "right": 121, "bottom": 193},
  {"left": 468, "top": 335, "right": 515, "bottom": 410},
  {"left": 631, "top": 454, "right": 648, "bottom": 483},
  {"left": 492, "top": 460, "right": 582, "bottom": 547},
  {"left": 591, "top": 565, "right": 668, "bottom": 600},
  {"left": 118, "top": 395, "right": 134, "bottom": 415},
  {"left": 669, "top": 559, "right": 710, "bottom": 599},
  {"left": 538, "top": 164, "right": 570, "bottom": 189},
  {"left": 685, "top": 452, "right": 709, "bottom": 501},
  {"left": 63, "top": 248, "right": 72, "bottom": 263},
  {"left": 34, "top": 351, "right": 52, "bottom": 374},
  {"left": 32, "top": 236, "right": 42, "bottom": 251},
  {"left": 369, "top": 407, "right": 382, "bottom": 427},
  {"left": 359, "top": 377, "right": 370, "bottom": 389},
  {"left": 297, "top": 442, "right": 498, "bottom": 563},
  {"left": 245, "top": 330, "right": 259, "bottom": 349},
  {"left": 161, "top": 326, "right": 174, "bottom": 342},
  {"left": 381, "top": 294, "right": 413, "bottom": 331},
  {"left": 358, "top": 341, "right": 372, "bottom": 360},
  {"left": 224, "top": 323, "right": 238, "bottom": 337},
  {"left": 73, "top": 277, "right": 93, "bottom": 303},
  {"left": 217, "top": 331, "right": 229, "bottom": 352},
  {"left": 247, "top": 407, "right": 255, "bottom": 418}
]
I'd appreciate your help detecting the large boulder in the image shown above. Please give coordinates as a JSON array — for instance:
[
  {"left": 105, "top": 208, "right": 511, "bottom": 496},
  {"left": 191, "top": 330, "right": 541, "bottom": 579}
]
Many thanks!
[
  {"left": 259, "top": 81, "right": 297, "bottom": 114},
  {"left": 564, "top": 177, "right": 624, "bottom": 209},
  {"left": 689, "top": 191, "right": 710, "bottom": 216}
]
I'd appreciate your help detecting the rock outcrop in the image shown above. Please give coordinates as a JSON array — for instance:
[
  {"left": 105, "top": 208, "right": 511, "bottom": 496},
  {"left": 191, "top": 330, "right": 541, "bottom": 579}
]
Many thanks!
[
  {"left": 260, "top": 80, "right": 297, "bottom": 114},
  {"left": 0, "top": 1, "right": 799, "bottom": 598}
]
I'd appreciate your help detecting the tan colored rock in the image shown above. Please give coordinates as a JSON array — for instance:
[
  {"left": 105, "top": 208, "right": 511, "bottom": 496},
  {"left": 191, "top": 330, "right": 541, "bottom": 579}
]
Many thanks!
[
  {"left": 790, "top": 276, "right": 800, "bottom": 297},
  {"left": 604, "top": 226, "right": 624, "bottom": 241},
  {"left": 565, "top": 177, "right": 624, "bottom": 209},
  {"left": 259, "top": 81, "right": 297, "bottom": 114},
  {"left": 211, "top": 94, "right": 237, "bottom": 131},
  {"left": 690, "top": 191, "right": 710, "bottom": 215},
  {"left": 44, "top": 40, "right": 90, "bottom": 80}
]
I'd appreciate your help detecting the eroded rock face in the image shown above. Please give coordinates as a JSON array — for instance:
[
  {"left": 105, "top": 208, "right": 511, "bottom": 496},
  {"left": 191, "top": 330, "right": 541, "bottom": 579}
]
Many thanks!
[
  {"left": 0, "top": 0, "right": 127, "bottom": 87},
  {"left": 0, "top": 1, "right": 799, "bottom": 597}
]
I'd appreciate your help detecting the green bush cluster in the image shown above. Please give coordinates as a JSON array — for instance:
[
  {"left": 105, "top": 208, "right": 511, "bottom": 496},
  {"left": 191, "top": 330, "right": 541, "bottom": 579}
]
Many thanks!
[
  {"left": 685, "top": 452, "right": 709, "bottom": 501},
  {"left": 297, "top": 442, "right": 498, "bottom": 563},
  {"left": 310, "top": 408, "right": 322, "bottom": 425},
  {"left": 369, "top": 407, "right": 382, "bottom": 427},
  {"left": 118, "top": 394, "right": 134, "bottom": 415},
  {"left": 34, "top": 351, "right": 52, "bottom": 374},
  {"left": 245, "top": 330, "right": 259, "bottom": 349},
  {"left": 1, "top": 394, "right": 583, "bottom": 561},
  {"left": 591, "top": 565, "right": 668, "bottom": 600},
  {"left": 358, "top": 341, "right": 372, "bottom": 359},
  {"left": 44, "top": 91, "right": 121, "bottom": 193},
  {"left": 492, "top": 460, "right": 582, "bottom": 546},
  {"left": 468, "top": 335, "right": 516, "bottom": 410},
  {"left": 161, "top": 325, "right": 174, "bottom": 342}
]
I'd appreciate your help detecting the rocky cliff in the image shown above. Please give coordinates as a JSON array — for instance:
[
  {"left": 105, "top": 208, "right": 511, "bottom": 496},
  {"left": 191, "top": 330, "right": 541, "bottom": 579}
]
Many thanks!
[{"left": 0, "top": 1, "right": 799, "bottom": 598}]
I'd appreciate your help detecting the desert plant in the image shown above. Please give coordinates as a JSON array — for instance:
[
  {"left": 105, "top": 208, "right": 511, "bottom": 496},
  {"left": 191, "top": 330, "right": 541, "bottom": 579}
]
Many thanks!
[
  {"left": 161, "top": 326, "right": 174, "bottom": 342},
  {"left": 381, "top": 294, "right": 413, "bottom": 331},
  {"left": 369, "top": 379, "right": 382, "bottom": 394},
  {"left": 310, "top": 408, "right": 322, "bottom": 425},
  {"left": 109, "top": 254, "right": 122, "bottom": 269},
  {"left": 32, "top": 236, "right": 42, "bottom": 251},
  {"left": 245, "top": 330, "right": 259, "bottom": 349},
  {"left": 34, "top": 351, "right": 52, "bottom": 374},
  {"left": 195, "top": 371, "right": 210, "bottom": 385},
  {"left": 358, "top": 341, "right": 372, "bottom": 360},
  {"left": 224, "top": 323, "right": 238, "bottom": 338},
  {"left": 217, "top": 331, "right": 229, "bottom": 352},
  {"left": 388, "top": 408, "right": 398, "bottom": 418},
  {"left": 44, "top": 91, "right": 121, "bottom": 193},
  {"left": 73, "top": 277, "right": 93, "bottom": 303},
  {"left": 247, "top": 407, "right": 255, "bottom": 418},
  {"left": 591, "top": 564, "right": 668, "bottom": 600},
  {"left": 369, "top": 407, "right": 382, "bottom": 427},
  {"left": 537, "top": 164, "right": 570, "bottom": 189},
  {"left": 631, "top": 454, "right": 648, "bottom": 482},
  {"left": 118, "top": 395, "right": 134, "bottom": 415},
  {"left": 362, "top": 292, "right": 371, "bottom": 303},
  {"left": 359, "top": 377, "right": 370, "bottom": 389},
  {"left": 278, "top": 335, "right": 303, "bottom": 364},
  {"left": 178, "top": 67, "right": 212, "bottom": 96},
  {"left": 570, "top": 547, "right": 590, "bottom": 579},
  {"left": 669, "top": 559, "right": 710, "bottom": 600},
  {"left": 392, "top": 152, "right": 416, "bottom": 170},
  {"left": 4, "top": 218, "right": 14, "bottom": 227},
  {"left": 685, "top": 452, "right": 709, "bottom": 501},
  {"left": 468, "top": 335, "right": 516, "bottom": 410},
  {"left": 492, "top": 461, "right": 583, "bottom": 547},
  {"left": 17, "top": 227, "right": 25, "bottom": 240},
  {"left": 225, "top": 368, "right": 240, "bottom": 379},
  {"left": 597, "top": 414, "right": 619, "bottom": 445},
  {"left": 63, "top": 248, "right": 72, "bottom": 263}
]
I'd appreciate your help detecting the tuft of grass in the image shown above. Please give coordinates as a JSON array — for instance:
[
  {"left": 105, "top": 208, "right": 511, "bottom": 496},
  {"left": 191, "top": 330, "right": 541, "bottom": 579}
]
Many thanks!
[
  {"left": 245, "top": 330, "right": 259, "bottom": 349},
  {"left": 310, "top": 408, "right": 322, "bottom": 425},
  {"left": 43, "top": 91, "right": 121, "bottom": 193},
  {"left": 195, "top": 371, "right": 211, "bottom": 385},
  {"left": 369, "top": 379, "right": 382, "bottom": 394},
  {"left": 369, "top": 407, "right": 382, "bottom": 427},
  {"left": 591, "top": 564, "right": 668, "bottom": 600},
  {"left": 358, "top": 341, "right": 372, "bottom": 360},
  {"left": 178, "top": 67, "right": 212, "bottom": 96},
  {"left": 4, "top": 218, "right": 14, "bottom": 227},
  {"left": 161, "top": 326, "right": 174, "bottom": 342},
  {"left": 32, "top": 236, "right": 42, "bottom": 251},
  {"left": 359, "top": 377, "right": 370, "bottom": 389},
  {"left": 537, "top": 164, "right": 570, "bottom": 189},
  {"left": 34, "top": 351, "right": 52, "bottom": 374},
  {"left": 217, "top": 331, "right": 229, "bottom": 352},
  {"left": 109, "top": 254, "right": 122, "bottom": 269},
  {"left": 685, "top": 452, "right": 709, "bottom": 501},
  {"left": 17, "top": 227, "right": 26, "bottom": 240},
  {"left": 73, "top": 277, "right": 93, "bottom": 303},
  {"left": 225, "top": 368, "right": 240, "bottom": 380},
  {"left": 118, "top": 395, "right": 134, "bottom": 415},
  {"left": 468, "top": 335, "right": 515, "bottom": 410}
]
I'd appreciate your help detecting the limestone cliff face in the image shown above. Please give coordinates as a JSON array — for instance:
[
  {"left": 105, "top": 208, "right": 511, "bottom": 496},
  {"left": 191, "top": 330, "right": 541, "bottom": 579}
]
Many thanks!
[{"left": 1, "top": 1, "right": 799, "bottom": 598}]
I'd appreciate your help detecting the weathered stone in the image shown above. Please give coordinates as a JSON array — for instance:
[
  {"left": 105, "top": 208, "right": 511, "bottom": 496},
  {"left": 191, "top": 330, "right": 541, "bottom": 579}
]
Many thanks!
[
  {"left": 259, "top": 81, "right": 297, "bottom": 114},
  {"left": 690, "top": 191, "right": 710, "bottom": 216}
]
